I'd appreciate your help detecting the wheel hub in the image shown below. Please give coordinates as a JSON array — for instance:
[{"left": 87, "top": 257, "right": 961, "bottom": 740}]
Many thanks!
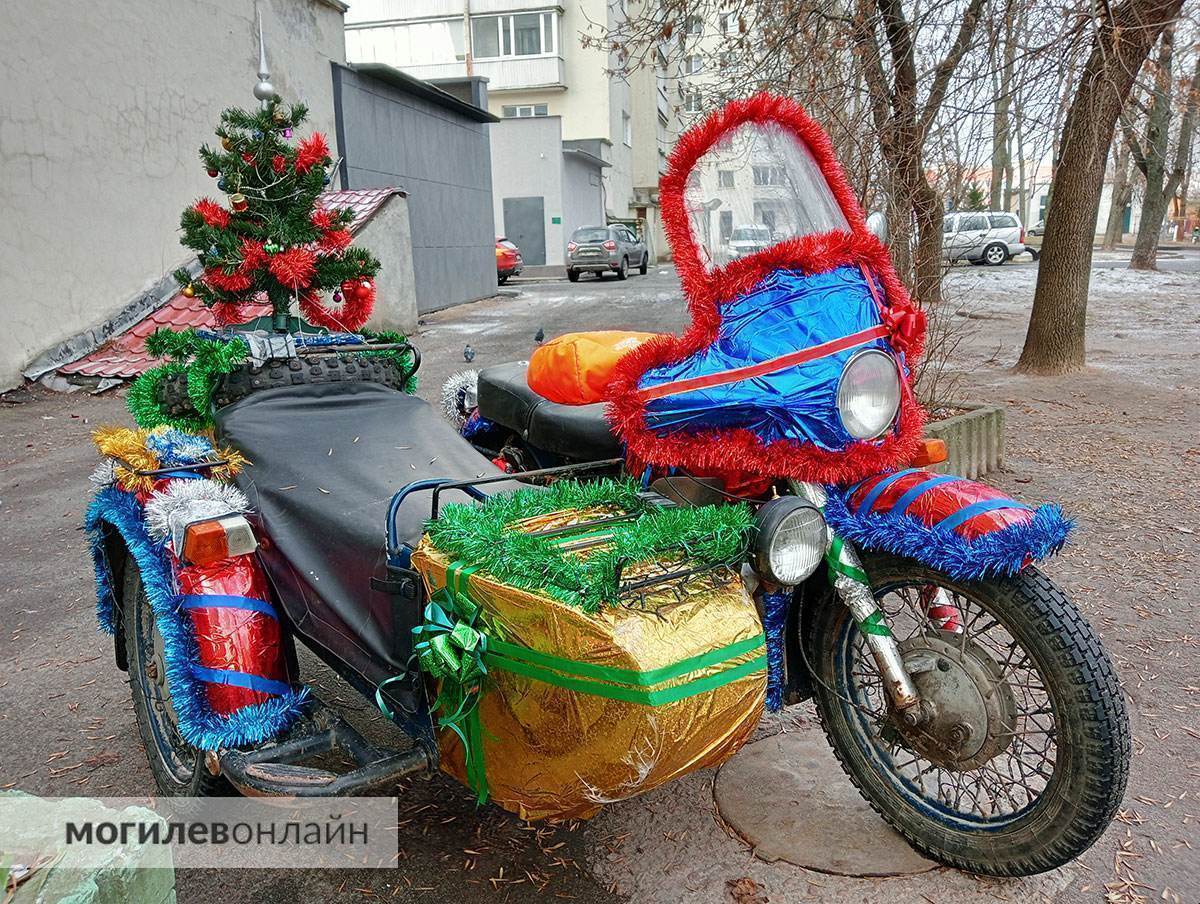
[{"left": 891, "top": 634, "right": 1017, "bottom": 771}]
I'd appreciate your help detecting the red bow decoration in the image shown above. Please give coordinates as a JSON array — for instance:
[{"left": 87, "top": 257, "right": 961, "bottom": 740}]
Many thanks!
[{"left": 882, "top": 302, "right": 925, "bottom": 355}]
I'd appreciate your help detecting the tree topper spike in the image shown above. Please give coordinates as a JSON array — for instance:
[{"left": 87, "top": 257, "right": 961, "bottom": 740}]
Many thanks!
[{"left": 253, "top": 11, "right": 275, "bottom": 108}]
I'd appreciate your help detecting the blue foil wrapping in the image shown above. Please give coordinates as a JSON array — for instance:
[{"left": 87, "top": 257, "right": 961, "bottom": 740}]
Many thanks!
[{"left": 637, "top": 266, "right": 892, "bottom": 450}]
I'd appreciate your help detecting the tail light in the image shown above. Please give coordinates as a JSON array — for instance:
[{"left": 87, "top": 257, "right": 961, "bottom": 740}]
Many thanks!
[
  {"left": 603, "top": 240, "right": 617, "bottom": 251},
  {"left": 567, "top": 242, "right": 577, "bottom": 252},
  {"left": 1019, "top": 227, "right": 1025, "bottom": 243},
  {"left": 176, "top": 514, "right": 258, "bottom": 566}
]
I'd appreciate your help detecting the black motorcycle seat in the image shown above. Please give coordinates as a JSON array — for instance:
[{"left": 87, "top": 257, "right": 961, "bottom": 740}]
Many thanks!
[
  {"left": 477, "top": 362, "right": 622, "bottom": 460},
  {"left": 214, "top": 381, "right": 506, "bottom": 680}
]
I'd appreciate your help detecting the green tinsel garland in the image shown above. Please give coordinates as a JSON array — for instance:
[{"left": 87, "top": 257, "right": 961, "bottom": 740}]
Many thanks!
[
  {"left": 423, "top": 478, "right": 753, "bottom": 611},
  {"left": 126, "top": 362, "right": 211, "bottom": 432}
]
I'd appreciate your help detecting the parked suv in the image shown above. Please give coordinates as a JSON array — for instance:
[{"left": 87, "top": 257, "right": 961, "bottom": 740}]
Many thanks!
[
  {"left": 566, "top": 225, "right": 648, "bottom": 281},
  {"left": 942, "top": 211, "right": 1026, "bottom": 265}
]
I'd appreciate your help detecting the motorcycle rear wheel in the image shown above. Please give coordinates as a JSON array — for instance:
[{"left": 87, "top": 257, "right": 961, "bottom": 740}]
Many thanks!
[
  {"left": 804, "top": 552, "right": 1129, "bottom": 876},
  {"left": 123, "top": 555, "right": 232, "bottom": 796}
]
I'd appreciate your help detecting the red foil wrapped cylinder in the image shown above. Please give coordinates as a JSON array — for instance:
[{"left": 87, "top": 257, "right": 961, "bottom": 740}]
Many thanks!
[{"left": 175, "top": 555, "right": 290, "bottom": 715}]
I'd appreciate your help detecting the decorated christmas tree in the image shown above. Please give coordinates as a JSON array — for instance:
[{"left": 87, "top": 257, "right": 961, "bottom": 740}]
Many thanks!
[{"left": 173, "top": 39, "right": 379, "bottom": 333}]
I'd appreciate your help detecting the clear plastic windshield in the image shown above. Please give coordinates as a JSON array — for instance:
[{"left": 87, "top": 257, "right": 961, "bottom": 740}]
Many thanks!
[{"left": 684, "top": 121, "right": 850, "bottom": 271}]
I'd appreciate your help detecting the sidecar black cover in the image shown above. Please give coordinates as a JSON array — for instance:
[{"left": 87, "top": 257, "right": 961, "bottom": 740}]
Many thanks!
[{"left": 214, "top": 381, "right": 503, "bottom": 689}]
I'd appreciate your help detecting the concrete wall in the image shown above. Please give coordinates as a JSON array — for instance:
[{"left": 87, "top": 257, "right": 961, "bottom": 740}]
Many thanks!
[
  {"left": 333, "top": 64, "right": 496, "bottom": 312},
  {"left": 360, "top": 194, "right": 419, "bottom": 332},
  {"left": 490, "top": 117, "right": 567, "bottom": 266},
  {"left": 0, "top": 0, "right": 347, "bottom": 390},
  {"left": 561, "top": 154, "right": 606, "bottom": 257}
]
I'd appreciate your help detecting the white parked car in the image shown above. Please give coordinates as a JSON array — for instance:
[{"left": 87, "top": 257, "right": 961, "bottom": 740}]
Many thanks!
[
  {"left": 942, "top": 211, "right": 1026, "bottom": 266},
  {"left": 728, "top": 224, "right": 774, "bottom": 259}
]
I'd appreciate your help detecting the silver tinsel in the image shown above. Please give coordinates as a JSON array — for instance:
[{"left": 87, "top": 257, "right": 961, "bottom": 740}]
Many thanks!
[
  {"left": 440, "top": 370, "right": 479, "bottom": 429},
  {"left": 145, "top": 478, "right": 250, "bottom": 545},
  {"left": 89, "top": 460, "right": 117, "bottom": 488}
]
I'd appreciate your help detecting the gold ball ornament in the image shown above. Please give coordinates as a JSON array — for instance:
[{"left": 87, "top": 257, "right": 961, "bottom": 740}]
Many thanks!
[
  {"left": 181, "top": 284, "right": 196, "bottom": 298},
  {"left": 272, "top": 107, "right": 287, "bottom": 125},
  {"left": 229, "top": 193, "right": 248, "bottom": 212},
  {"left": 221, "top": 136, "right": 234, "bottom": 151}
]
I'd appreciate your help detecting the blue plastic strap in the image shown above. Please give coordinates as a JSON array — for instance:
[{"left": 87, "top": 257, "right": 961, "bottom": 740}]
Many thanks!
[
  {"left": 936, "top": 498, "right": 1031, "bottom": 534},
  {"left": 189, "top": 666, "right": 292, "bottom": 697},
  {"left": 856, "top": 468, "right": 922, "bottom": 514},
  {"left": 159, "top": 470, "right": 206, "bottom": 481},
  {"left": 891, "top": 475, "right": 961, "bottom": 516},
  {"left": 178, "top": 593, "right": 278, "bottom": 620}
]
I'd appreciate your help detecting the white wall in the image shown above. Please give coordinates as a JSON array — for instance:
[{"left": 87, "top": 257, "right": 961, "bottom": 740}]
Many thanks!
[
  {"left": 0, "top": 0, "right": 346, "bottom": 389},
  {"left": 490, "top": 117, "right": 567, "bottom": 265}
]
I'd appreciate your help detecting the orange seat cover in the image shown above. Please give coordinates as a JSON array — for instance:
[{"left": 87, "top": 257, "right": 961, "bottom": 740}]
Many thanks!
[{"left": 527, "top": 331, "right": 660, "bottom": 405}]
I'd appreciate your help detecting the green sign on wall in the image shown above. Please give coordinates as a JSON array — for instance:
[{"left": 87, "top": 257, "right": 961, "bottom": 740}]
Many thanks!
[{"left": 551, "top": 216, "right": 561, "bottom": 224}]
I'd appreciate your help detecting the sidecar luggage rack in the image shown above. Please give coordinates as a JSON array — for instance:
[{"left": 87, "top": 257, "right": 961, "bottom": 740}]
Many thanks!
[{"left": 218, "top": 694, "right": 430, "bottom": 797}]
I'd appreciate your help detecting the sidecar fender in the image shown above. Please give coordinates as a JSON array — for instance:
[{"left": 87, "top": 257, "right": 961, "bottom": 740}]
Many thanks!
[{"left": 823, "top": 469, "right": 1073, "bottom": 581}]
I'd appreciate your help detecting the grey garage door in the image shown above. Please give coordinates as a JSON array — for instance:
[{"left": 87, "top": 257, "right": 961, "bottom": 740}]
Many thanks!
[{"left": 502, "top": 196, "right": 546, "bottom": 266}]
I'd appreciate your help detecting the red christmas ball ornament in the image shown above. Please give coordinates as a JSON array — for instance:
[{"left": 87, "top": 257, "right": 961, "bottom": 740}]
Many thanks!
[
  {"left": 357, "top": 279, "right": 373, "bottom": 300},
  {"left": 241, "top": 152, "right": 256, "bottom": 165},
  {"left": 207, "top": 167, "right": 219, "bottom": 178}
]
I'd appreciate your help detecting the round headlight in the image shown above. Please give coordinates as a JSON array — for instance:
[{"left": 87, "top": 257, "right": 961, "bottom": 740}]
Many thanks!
[
  {"left": 837, "top": 349, "right": 901, "bottom": 440},
  {"left": 753, "top": 497, "right": 828, "bottom": 585}
]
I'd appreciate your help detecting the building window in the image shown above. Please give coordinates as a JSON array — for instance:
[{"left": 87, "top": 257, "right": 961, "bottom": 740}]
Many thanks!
[
  {"left": 684, "top": 15, "right": 703, "bottom": 36},
  {"left": 684, "top": 91, "right": 702, "bottom": 113},
  {"left": 720, "top": 210, "right": 733, "bottom": 242},
  {"left": 753, "top": 165, "right": 786, "bottom": 186},
  {"left": 719, "top": 49, "right": 736, "bottom": 69},
  {"left": 502, "top": 104, "right": 549, "bottom": 118},
  {"left": 685, "top": 54, "right": 703, "bottom": 75},
  {"left": 719, "top": 13, "right": 734, "bottom": 34},
  {"left": 718, "top": 170, "right": 735, "bottom": 188},
  {"left": 623, "top": 111, "right": 632, "bottom": 146},
  {"left": 472, "top": 11, "right": 557, "bottom": 60}
]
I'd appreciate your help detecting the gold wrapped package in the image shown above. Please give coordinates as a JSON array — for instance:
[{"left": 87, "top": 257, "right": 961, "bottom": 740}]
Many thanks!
[{"left": 410, "top": 533, "right": 766, "bottom": 821}]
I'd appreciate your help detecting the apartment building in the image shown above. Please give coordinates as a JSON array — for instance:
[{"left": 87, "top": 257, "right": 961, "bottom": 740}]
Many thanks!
[{"left": 345, "top": 1, "right": 657, "bottom": 266}]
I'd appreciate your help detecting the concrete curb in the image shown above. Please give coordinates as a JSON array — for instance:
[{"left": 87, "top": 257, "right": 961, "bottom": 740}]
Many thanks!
[{"left": 926, "top": 403, "right": 1005, "bottom": 479}]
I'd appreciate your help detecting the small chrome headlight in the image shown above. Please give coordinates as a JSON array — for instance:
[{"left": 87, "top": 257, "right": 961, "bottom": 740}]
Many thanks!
[
  {"left": 837, "top": 349, "right": 901, "bottom": 440},
  {"left": 752, "top": 497, "right": 828, "bottom": 585}
]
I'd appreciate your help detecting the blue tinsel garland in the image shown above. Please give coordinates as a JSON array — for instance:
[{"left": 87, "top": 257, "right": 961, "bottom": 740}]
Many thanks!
[
  {"left": 823, "top": 485, "right": 1073, "bottom": 581},
  {"left": 760, "top": 588, "right": 790, "bottom": 712},
  {"left": 85, "top": 487, "right": 309, "bottom": 751}
]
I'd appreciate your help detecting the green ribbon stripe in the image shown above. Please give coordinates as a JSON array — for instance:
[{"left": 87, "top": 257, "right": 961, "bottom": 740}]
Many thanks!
[{"left": 826, "top": 535, "right": 870, "bottom": 585}]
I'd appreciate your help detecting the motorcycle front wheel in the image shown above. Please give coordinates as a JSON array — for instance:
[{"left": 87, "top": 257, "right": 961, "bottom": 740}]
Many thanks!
[{"left": 804, "top": 552, "right": 1130, "bottom": 876}]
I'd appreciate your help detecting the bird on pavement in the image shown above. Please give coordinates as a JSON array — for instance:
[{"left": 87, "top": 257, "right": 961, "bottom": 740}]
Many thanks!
[
  {"left": 463, "top": 344, "right": 475, "bottom": 362},
  {"left": 534, "top": 328, "right": 545, "bottom": 344}
]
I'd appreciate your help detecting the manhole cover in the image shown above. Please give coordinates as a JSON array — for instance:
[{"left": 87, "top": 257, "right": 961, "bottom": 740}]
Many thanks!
[{"left": 714, "top": 730, "right": 937, "bottom": 877}]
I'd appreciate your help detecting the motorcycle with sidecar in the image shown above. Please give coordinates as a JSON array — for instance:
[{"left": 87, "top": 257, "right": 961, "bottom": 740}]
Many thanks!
[{"left": 87, "top": 94, "right": 1129, "bottom": 878}]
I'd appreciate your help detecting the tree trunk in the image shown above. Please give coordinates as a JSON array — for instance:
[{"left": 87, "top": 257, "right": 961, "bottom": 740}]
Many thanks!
[
  {"left": 1017, "top": 0, "right": 1183, "bottom": 375},
  {"left": 1130, "top": 26, "right": 1176, "bottom": 270},
  {"left": 1102, "top": 141, "right": 1132, "bottom": 250}
]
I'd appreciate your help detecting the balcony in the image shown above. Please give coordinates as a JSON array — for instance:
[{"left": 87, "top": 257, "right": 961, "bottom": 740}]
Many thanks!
[{"left": 401, "top": 55, "right": 565, "bottom": 91}]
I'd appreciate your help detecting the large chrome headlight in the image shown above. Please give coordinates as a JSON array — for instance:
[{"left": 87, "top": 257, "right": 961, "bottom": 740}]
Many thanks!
[
  {"left": 752, "top": 497, "right": 828, "bottom": 585},
  {"left": 837, "top": 349, "right": 901, "bottom": 440}
]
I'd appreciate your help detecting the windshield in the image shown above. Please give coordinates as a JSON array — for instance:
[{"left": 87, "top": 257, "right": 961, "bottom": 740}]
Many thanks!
[
  {"left": 731, "top": 226, "right": 770, "bottom": 241},
  {"left": 571, "top": 227, "right": 610, "bottom": 243},
  {"left": 684, "top": 121, "right": 849, "bottom": 271}
]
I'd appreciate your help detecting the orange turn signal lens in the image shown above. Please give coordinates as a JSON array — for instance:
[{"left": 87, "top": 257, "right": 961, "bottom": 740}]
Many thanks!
[
  {"left": 180, "top": 515, "right": 258, "bottom": 565},
  {"left": 910, "top": 437, "right": 948, "bottom": 467}
]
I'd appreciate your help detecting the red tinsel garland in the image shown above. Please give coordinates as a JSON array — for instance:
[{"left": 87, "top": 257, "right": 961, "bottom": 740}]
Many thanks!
[
  {"left": 310, "top": 208, "right": 335, "bottom": 231},
  {"left": 271, "top": 154, "right": 287, "bottom": 174},
  {"left": 267, "top": 247, "right": 317, "bottom": 289},
  {"left": 295, "top": 133, "right": 330, "bottom": 174},
  {"left": 204, "top": 266, "right": 253, "bottom": 293},
  {"left": 192, "top": 198, "right": 230, "bottom": 229},
  {"left": 237, "top": 238, "right": 267, "bottom": 274},
  {"left": 297, "top": 281, "right": 374, "bottom": 331},
  {"left": 319, "top": 229, "right": 352, "bottom": 253}
]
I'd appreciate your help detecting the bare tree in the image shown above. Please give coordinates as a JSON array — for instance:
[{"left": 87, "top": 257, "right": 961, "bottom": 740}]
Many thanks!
[
  {"left": 1017, "top": 0, "right": 1185, "bottom": 374},
  {"left": 1125, "top": 27, "right": 1200, "bottom": 267},
  {"left": 1102, "top": 136, "right": 1135, "bottom": 249}
]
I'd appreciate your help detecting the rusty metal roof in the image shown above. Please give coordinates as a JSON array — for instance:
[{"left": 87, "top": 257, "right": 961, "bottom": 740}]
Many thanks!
[{"left": 59, "top": 189, "right": 400, "bottom": 379}]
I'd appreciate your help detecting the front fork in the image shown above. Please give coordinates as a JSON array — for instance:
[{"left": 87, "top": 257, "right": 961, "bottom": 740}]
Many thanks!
[{"left": 824, "top": 533, "right": 922, "bottom": 720}]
